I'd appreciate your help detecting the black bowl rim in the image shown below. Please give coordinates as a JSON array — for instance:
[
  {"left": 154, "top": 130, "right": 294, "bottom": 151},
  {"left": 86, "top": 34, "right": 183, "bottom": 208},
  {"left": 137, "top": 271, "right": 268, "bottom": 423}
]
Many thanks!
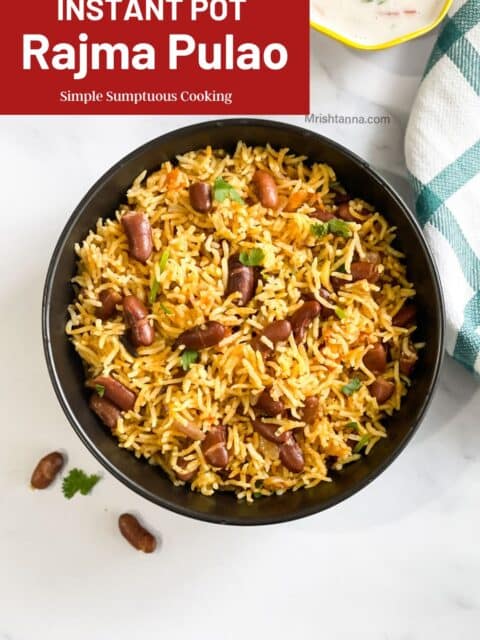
[{"left": 42, "top": 117, "right": 445, "bottom": 525}]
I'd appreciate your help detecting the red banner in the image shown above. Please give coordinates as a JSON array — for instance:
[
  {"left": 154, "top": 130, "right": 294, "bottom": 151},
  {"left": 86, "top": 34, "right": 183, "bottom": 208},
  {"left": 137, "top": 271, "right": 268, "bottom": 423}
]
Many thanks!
[{"left": 2, "top": 0, "right": 309, "bottom": 114}]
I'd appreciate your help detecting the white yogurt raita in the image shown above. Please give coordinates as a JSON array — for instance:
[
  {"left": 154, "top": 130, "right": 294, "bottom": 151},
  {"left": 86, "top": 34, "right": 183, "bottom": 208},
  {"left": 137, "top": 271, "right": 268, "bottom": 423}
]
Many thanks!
[{"left": 311, "top": 0, "right": 446, "bottom": 46}]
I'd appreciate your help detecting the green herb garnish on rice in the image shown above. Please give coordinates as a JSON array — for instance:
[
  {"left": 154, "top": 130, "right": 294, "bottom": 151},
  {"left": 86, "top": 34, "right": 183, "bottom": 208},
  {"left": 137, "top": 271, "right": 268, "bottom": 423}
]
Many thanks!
[
  {"left": 354, "top": 434, "right": 371, "bottom": 454},
  {"left": 149, "top": 250, "right": 169, "bottom": 304},
  {"left": 342, "top": 377, "right": 362, "bottom": 396},
  {"left": 311, "top": 219, "right": 351, "bottom": 239},
  {"left": 213, "top": 177, "right": 244, "bottom": 204},
  {"left": 181, "top": 349, "right": 199, "bottom": 371},
  {"left": 239, "top": 248, "right": 265, "bottom": 267}
]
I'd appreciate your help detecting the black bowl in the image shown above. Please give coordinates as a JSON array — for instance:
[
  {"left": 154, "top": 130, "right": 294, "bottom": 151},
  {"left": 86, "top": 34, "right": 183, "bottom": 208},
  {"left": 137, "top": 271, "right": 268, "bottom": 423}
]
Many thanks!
[{"left": 42, "top": 118, "right": 444, "bottom": 525}]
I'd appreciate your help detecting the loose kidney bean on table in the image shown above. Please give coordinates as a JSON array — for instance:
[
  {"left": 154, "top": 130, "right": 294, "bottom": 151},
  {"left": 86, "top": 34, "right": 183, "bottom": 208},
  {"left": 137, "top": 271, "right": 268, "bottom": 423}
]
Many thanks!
[
  {"left": 118, "top": 513, "right": 156, "bottom": 553},
  {"left": 31, "top": 452, "right": 64, "bottom": 489}
]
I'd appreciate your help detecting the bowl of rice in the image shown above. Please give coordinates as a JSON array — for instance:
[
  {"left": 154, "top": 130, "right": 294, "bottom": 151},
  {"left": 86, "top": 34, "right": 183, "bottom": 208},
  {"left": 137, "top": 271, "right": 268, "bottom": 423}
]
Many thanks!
[{"left": 42, "top": 119, "right": 444, "bottom": 525}]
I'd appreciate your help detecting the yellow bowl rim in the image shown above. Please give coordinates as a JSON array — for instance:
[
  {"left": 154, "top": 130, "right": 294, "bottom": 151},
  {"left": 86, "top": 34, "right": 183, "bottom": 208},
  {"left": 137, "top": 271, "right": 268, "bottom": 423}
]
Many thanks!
[{"left": 310, "top": 0, "right": 453, "bottom": 50}]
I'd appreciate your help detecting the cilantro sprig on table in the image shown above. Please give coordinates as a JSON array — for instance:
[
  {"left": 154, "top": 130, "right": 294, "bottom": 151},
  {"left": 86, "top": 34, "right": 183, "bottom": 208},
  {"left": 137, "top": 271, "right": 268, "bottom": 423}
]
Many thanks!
[{"left": 62, "top": 469, "right": 101, "bottom": 499}]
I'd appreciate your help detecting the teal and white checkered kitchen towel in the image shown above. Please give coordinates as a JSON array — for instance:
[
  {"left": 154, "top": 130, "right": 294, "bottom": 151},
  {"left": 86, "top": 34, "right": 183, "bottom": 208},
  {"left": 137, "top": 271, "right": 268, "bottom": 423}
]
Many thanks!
[{"left": 405, "top": 0, "right": 480, "bottom": 376}]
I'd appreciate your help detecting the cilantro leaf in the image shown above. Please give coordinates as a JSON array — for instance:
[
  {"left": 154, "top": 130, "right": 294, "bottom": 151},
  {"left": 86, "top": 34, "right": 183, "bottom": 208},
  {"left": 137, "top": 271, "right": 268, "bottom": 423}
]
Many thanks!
[
  {"left": 341, "top": 377, "right": 362, "bottom": 397},
  {"left": 328, "top": 218, "right": 352, "bottom": 238},
  {"left": 311, "top": 222, "right": 328, "bottom": 238},
  {"left": 346, "top": 421, "right": 359, "bottom": 431},
  {"left": 239, "top": 248, "right": 265, "bottom": 267},
  {"left": 95, "top": 384, "right": 105, "bottom": 397},
  {"left": 213, "top": 177, "right": 244, "bottom": 204},
  {"left": 62, "top": 469, "right": 101, "bottom": 499},
  {"left": 354, "top": 434, "right": 371, "bottom": 454},
  {"left": 149, "top": 250, "right": 169, "bottom": 304},
  {"left": 181, "top": 349, "right": 199, "bottom": 371},
  {"left": 311, "top": 219, "right": 352, "bottom": 239},
  {"left": 335, "top": 307, "right": 346, "bottom": 320}
]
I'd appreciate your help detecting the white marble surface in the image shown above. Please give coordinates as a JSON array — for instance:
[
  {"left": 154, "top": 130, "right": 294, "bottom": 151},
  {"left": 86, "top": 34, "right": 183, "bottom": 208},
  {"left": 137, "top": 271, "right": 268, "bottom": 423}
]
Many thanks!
[{"left": 1, "top": 27, "right": 480, "bottom": 640}]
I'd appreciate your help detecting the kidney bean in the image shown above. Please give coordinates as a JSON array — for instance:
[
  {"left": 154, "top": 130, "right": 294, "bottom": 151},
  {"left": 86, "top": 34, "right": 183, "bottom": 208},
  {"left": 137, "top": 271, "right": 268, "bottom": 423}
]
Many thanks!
[
  {"left": 118, "top": 514, "right": 156, "bottom": 553},
  {"left": 31, "top": 452, "right": 64, "bottom": 489},
  {"left": 279, "top": 433, "right": 305, "bottom": 473},
  {"left": 89, "top": 394, "right": 121, "bottom": 430},
  {"left": 301, "top": 396, "right": 320, "bottom": 425},
  {"left": 97, "top": 289, "right": 122, "bottom": 320},
  {"left": 392, "top": 303, "right": 417, "bottom": 327},
  {"left": 252, "top": 170, "right": 278, "bottom": 209},
  {"left": 189, "top": 182, "right": 212, "bottom": 213},
  {"left": 123, "top": 295, "right": 154, "bottom": 347},
  {"left": 174, "top": 321, "right": 225, "bottom": 350},
  {"left": 87, "top": 376, "right": 136, "bottom": 411},
  {"left": 252, "top": 419, "right": 286, "bottom": 445},
  {"left": 226, "top": 254, "right": 255, "bottom": 306},
  {"left": 255, "top": 389, "right": 285, "bottom": 417},
  {"left": 333, "top": 190, "right": 350, "bottom": 204},
  {"left": 201, "top": 425, "right": 229, "bottom": 468},
  {"left": 363, "top": 343, "right": 387, "bottom": 374},
  {"left": 330, "top": 275, "right": 348, "bottom": 291},
  {"left": 121, "top": 212, "right": 153, "bottom": 263},
  {"left": 320, "top": 289, "right": 336, "bottom": 319},
  {"left": 119, "top": 334, "right": 139, "bottom": 358},
  {"left": 175, "top": 457, "right": 197, "bottom": 482},
  {"left": 252, "top": 319, "right": 292, "bottom": 356},
  {"left": 310, "top": 208, "right": 335, "bottom": 222},
  {"left": 289, "top": 300, "right": 322, "bottom": 343},
  {"left": 351, "top": 261, "right": 380, "bottom": 283},
  {"left": 369, "top": 377, "right": 395, "bottom": 404},
  {"left": 400, "top": 352, "right": 418, "bottom": 376},
  {"left": 336, "top": 202, "right": 357, "bottom": 222}
]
